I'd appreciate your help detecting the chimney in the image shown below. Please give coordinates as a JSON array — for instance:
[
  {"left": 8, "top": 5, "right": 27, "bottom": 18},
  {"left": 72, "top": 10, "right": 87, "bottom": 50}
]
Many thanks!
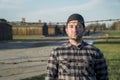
[
  {"left": 22, "top": 17, "right": 26, "bottom": 23},
  {"left": 38, "top": 20, "right": 41, "bottom": 23}
]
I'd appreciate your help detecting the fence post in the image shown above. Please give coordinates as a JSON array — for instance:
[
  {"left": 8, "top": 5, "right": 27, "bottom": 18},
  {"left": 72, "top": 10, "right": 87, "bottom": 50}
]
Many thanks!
[{"left": 105, "top": 34, "right": 109, "bottom": 42}]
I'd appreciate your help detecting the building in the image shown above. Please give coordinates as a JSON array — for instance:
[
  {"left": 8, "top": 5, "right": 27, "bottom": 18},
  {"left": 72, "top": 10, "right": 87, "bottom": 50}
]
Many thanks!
[{"left": 0, "top": 19, "right": 12, "bottom": 40}]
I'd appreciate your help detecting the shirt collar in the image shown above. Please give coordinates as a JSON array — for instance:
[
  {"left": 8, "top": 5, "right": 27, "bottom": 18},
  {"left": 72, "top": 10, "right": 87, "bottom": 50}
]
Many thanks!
[{"left": 64, "top": 40, "right": 87, "bottom": 49}]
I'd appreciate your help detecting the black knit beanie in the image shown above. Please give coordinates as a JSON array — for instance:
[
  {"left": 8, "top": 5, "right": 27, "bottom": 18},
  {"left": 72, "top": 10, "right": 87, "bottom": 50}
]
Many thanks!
[{"left": 66, "top": 13, "right": 85, "bottom": 28}]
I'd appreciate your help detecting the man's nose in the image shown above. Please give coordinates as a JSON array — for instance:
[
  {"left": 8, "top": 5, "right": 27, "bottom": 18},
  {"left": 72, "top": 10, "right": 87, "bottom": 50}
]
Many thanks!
[{"left": 73, "top": 26, "right": 78, "bottom": 31}]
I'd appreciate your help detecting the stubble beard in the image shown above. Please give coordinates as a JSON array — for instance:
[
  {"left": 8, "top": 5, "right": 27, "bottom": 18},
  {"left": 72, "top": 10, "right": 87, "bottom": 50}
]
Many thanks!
[{"left": 69, "top": 35, "right": 83, "bottom": 42}]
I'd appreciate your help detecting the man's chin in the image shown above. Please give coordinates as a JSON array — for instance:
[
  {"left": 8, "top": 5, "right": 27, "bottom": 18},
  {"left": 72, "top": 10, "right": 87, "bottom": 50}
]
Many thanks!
[
  {"left": 69, "top": 36, "right": 82, "bottom": 41},
  {"left": 70, "top": 37, "right": 77, "bottom": 40}
]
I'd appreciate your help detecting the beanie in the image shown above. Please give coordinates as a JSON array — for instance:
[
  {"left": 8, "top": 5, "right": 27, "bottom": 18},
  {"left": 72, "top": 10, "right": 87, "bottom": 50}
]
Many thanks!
[{"left": 66, "top": 13, "right": 85, "bottom": 28}]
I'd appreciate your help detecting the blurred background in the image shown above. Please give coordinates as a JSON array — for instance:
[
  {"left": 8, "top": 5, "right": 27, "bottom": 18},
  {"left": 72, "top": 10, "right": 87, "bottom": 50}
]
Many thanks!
[{"left": 0, "top": 0, "right": 120, "bottom": 80}]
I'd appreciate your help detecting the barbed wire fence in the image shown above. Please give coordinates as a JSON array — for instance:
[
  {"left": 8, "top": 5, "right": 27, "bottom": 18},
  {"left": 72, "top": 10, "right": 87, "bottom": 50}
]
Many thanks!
[
  {"left": 53, "top": 18, "right": 120, "bottom": 25},
  {"left": 0, "top": 55, "right": 120, "bottom": 79}
]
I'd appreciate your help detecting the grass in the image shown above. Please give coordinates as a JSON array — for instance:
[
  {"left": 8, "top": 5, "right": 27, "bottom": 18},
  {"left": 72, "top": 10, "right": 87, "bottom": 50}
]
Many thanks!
[
  {"left": 21, "top": 74, "right": 45, "bottom": 80},
  {"left": 94, "top": 30, "right": 120, "bottom": 42},
  {"left": 95, "top": 43, "right": 120, "bottom": 59},
  {"left": 94, "top": 43, "right": 120, "bottom": 80},
  {"left": 103, "top": 30, "right": 120, "bottom": 37},
  {"left": 95, "top": 30, "right": 120, "bottom": 80},
  {"left": 13, "top": 35, "right": 45, "bottom": 40}
]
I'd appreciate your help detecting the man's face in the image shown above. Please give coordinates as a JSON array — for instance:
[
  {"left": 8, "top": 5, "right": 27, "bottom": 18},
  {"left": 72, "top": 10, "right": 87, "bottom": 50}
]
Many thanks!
[{"left": 66, "top": 20, "right": 84, "bottom": 40}]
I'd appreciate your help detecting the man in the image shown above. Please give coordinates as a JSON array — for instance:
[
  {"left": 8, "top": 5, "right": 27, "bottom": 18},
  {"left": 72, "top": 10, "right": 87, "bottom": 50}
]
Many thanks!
[{"left": 45, "top": 13, "right": 108, "bottom": 80}]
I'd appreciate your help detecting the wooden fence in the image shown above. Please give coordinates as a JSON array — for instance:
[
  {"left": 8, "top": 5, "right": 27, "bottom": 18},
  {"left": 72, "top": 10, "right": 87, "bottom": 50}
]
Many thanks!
[{"left": 12, "top": 24, "right": 66, "bottom": 36}]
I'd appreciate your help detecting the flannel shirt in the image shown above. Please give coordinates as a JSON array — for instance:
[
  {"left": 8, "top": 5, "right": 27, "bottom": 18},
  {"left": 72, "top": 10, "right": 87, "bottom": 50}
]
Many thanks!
[{"left": 45, "top": 41, "right": 108, "bottom": 80}]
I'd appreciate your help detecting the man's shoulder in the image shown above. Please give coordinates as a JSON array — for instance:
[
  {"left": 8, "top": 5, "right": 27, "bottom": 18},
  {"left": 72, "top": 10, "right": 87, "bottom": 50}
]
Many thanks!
[
  {"left": 83, "top": 42, "right": 100, "bottom": 51},
  {"left": 83, "top": 42, "right": 103, "bottom": 56}
]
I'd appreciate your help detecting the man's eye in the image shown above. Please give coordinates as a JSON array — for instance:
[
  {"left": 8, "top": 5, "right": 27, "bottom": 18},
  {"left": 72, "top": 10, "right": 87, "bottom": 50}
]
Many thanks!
[
  {"left": 76, "top": 25, "right": 81, "bottom": 28},
  {"left": 76, "top": 24, "right": 83, "bottom": 28}
]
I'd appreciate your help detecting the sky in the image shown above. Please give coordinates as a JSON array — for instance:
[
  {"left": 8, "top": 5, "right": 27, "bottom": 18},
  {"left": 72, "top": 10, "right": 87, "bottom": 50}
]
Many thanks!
[{"left": 0, "top": 0, "right": 120, "bottom": 23}]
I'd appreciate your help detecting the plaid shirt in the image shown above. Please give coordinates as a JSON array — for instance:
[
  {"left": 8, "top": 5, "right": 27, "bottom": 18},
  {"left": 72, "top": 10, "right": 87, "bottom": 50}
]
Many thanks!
[{"left": 45, "top": 41, "right": 108, "bottom": 80}]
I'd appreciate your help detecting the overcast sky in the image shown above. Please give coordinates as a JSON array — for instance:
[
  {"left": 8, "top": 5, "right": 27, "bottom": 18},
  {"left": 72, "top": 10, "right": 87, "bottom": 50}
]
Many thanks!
[{"left": 0, "top": 0, "right": 120, "bottom": 23}]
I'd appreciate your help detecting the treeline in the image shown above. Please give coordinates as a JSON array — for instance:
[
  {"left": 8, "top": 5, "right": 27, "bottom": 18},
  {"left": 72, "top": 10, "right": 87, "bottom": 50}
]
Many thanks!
[
  {"left": 86, "top": 21, "right": 120, "bottom": 31},
  {"left": 110, "top": 21, "right": 120, "bottom": 30}
]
